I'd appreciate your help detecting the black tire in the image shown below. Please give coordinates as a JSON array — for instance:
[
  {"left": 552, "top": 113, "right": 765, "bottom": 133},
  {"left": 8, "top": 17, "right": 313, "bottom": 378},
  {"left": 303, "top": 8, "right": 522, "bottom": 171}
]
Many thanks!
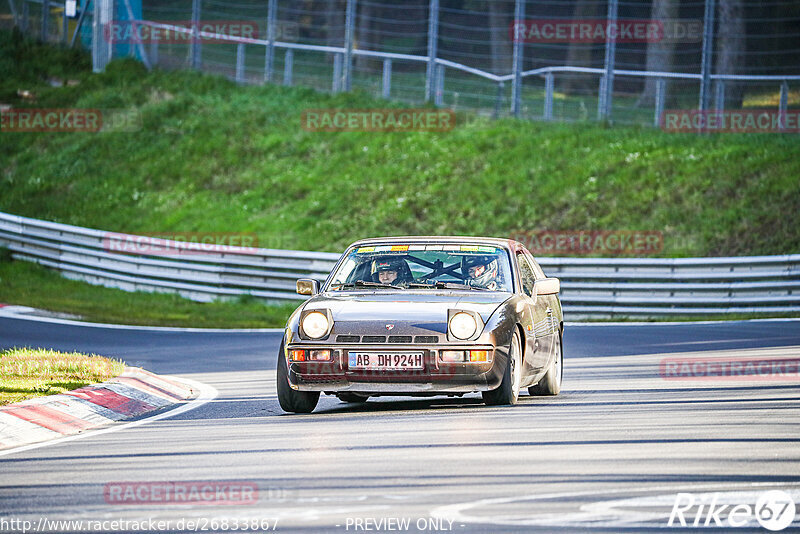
[
  {"left": 337, "top": 393, "right": 369, "bottom": 403},
  {"left": 528, "top": 331, "right": 563, "bottom": 396},
  {"left": 482, "top": 330, "right": 522, "bottom": 406},
  {"left": 276, "top": 342, "right": 320, "bottom": 413}
]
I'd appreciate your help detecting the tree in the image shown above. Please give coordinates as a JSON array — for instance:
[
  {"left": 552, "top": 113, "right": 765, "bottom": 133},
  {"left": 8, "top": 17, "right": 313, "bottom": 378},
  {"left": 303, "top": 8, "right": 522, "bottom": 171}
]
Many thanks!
[
  {"left": 564, "top": 0, "right": 600, "bottom": 93},
  {"left": 715, "top": 0, "right": 745, "bottom": 108},
  {"left": 488, "top": 0, "right": 513, "bottom": 74},
  {"left": 637, "top": 0, "right": 680, "bottom": 107}
]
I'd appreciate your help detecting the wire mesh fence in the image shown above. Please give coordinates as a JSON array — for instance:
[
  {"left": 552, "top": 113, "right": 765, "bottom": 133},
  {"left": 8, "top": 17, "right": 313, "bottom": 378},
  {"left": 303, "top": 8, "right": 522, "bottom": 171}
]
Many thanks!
[{"left": 3, "top": 0, "right": 800, "bottom": 129}]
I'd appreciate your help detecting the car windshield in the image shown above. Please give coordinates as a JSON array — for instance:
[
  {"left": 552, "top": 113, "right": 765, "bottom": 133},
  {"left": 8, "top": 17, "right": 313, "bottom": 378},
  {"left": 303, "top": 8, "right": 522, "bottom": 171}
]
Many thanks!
[{"left": 327, "top": 243, "right": 514, "bottom": 292}]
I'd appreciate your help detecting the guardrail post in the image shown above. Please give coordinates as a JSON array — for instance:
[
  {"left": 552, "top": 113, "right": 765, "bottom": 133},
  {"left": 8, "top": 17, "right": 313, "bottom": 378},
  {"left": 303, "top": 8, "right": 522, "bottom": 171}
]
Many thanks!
[
  {"left": 598, "top": 0, "right": 618, "bottom": 120},
  {"left": 779, "top": 81, "right": 789, "bottom": 132},
  {"left": 425, "top": 0, "right": 439, "bottom": 102},
  {"left": 332, "top": 52, "right": 342, "bottom": 92},
  {"left": 713, "top": 80, "right": 725, "bottom": 111},
  {"left": 493, "top": 81, "right": 504, "bottom": 119},
  {"left": 654, "top": 77, "right": 665, "bottom": 127},
  {"left": 236, "top": 42, "right": 245, "bottom": 84},
  {"left": 190, "top": 0, "right": 201, "bottom": 70},
  {"left": 264, "top": 0, "right": 276, "bottom": 83},
  {"left": 699, "top": 0, "right": 716, "bottom": 111},
  {"left": 382, "top": 58, "right": 392, "bottom": 99},
  {"left": 343, "top": 0, "right": 356, "bottom": 91},
  {"left": 41, "top": 0, "right": 49, "bottom": 42},
  {"left": 283, "top": 49, "right": 293, "bottom": 86},
  {"left": 511, "top": 0, "right": 524, "bottom": 116},
  {"left": 544, "top": 72, "right": 554, "bottom": 120},
  {"left": 435, "top": 64, "right": 445, "bottom": 106}
]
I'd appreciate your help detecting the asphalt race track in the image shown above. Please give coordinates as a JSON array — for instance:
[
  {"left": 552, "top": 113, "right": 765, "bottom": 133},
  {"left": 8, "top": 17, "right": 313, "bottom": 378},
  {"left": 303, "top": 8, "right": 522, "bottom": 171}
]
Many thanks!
[{"left": 1, "top": 316, "right": 799, "bottom": 532}]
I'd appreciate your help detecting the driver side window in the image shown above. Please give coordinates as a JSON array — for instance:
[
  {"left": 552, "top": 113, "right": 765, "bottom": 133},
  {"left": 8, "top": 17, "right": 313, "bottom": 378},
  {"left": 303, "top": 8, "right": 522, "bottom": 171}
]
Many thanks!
[{"left": 516, "top": 253, "right": 536, "bottom": 297}]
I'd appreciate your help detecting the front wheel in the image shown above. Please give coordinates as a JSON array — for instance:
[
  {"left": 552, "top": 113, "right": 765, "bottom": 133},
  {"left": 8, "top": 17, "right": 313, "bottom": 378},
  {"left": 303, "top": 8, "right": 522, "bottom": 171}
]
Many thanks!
[
  {"left": 528, "top": 331, "right": 562, "bottom": 396},
  {"left": 482, "top": 330, "right": 522, "bottom": 406},
  {"left": 276, "top": 342, "right": 320, "bottom": 413}
]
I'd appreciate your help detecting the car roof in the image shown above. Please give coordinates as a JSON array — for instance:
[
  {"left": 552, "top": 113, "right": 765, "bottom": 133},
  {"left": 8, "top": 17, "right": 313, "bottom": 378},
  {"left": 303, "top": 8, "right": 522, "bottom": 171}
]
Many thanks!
[{"left": 348, "top": 236, "right": 521, "bottom": 250}]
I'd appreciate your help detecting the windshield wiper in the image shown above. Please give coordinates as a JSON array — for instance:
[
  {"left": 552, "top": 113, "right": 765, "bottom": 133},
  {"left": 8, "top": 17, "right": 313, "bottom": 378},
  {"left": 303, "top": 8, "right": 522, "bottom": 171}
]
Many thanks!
[
  {"left": 407, "top": 281, "right": 490, "bottom": 291},
  {"left": 332, "top": 280, "right": 403, "bottom": 290}
]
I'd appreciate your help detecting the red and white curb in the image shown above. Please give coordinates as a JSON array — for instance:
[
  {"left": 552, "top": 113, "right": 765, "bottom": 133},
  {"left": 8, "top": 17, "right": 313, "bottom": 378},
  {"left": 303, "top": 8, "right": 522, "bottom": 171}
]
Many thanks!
[{"left": 0, "top": 367, "right": 195, "bottom": 450}]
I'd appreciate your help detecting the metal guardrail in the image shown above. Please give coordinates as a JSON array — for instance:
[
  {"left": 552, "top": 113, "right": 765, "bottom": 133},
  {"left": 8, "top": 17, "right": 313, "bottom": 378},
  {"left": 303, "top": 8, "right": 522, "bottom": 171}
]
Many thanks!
[{"left": 1, "top": 211, "right": 798, "bottom": 318}]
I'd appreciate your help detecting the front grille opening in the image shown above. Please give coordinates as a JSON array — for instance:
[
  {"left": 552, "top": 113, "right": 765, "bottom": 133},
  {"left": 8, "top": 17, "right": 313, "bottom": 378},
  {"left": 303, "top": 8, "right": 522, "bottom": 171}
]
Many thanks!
[
  {"left": 336, "top": 335, "right": 360, "bottom": 343},
  {"left": 414, "top": 336, "right": 439, "bottom": 344},
  {"left": 388, "top": 335, "right": 413, "bottom": 343},
  {"left": 361, "top": 335, "right": 387, "bottom": 343}
]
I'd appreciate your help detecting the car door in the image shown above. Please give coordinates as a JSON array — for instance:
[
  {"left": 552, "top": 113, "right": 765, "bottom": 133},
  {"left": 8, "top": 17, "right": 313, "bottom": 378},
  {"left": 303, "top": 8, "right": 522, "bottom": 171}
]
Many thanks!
[
  {"left": 526, "top": 252, "right": 559, "bottom": 365},
  {"left": 515, "top": 251, "right": 549, "bottom": 378}
]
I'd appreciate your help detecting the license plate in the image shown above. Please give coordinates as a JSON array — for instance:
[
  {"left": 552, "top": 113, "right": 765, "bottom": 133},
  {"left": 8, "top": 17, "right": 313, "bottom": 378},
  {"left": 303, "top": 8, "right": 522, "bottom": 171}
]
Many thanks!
[{"left": 348, "top": 352, "right": 424, "bottom": 370}]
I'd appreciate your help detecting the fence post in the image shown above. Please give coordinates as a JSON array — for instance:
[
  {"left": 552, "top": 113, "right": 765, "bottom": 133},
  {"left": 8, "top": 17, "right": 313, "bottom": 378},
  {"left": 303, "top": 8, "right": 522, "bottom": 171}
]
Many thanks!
[
  {"left": 544, "top": 72, "right": 554, "bottom": 120},
  {"left": 779, "top": 81, "right": 788, "bottom": 132},
  {"left": 425, "top": 0, "right": 439, "bottom": 102},
  {"left": 149, "top": 37, "right": 158, "bottom": 67},
  {"left": 382, "top": 58, "right": 392, "bottom": 99},
  {"left": 511, "top": 0, "right": 524, "bottom": 116},
  {"left": 343, "top": 0, "right": 356, "bottom": 91},
  {"left": 654, "top": 77, "right": 665, "bottom": 127},
  {"left": 435, "top": 64, "right": 444, "bottom": 107},
  {"left": 264, "top": 0, "right": 276, "bottom": 82},
  {"left": 699, "top": 0, "right": 715, "bottom": 111},
  {"left": 598, "top": 0, "right": 618, "bottom": 120},
  {"left": 121, "top": 0, "right": 150, "bottom": 69},
  {"left": 236, "top": 42, "right": 245, "bottom": 84},
  {"left": 190, "top": 0, "right": 201, "bottom": 70},
  {"left": 493, "top": 81, "right": 504, "bottom": 119},
  {"left": 8, "top": 0, "right": 18, "bottom": 27},
  {"left": 22, "top": 0, "right": 28, "bottom": 33},
  {"left": 713, "top": 80, "right": 725, "bottom": 111},
  {"left": 284, "top": 49, "right": 293, "bottom": 86},
  {"left": 332, "top": 53, "right": 342, "bottom": 92},
  {"left": 62, "top": 4, "right": 68, "bottom": 44},
  {"left": 41, "top": 0, "right": 49, "bottom": 42},
  {"left": 92, "top": 0, "right": 112, "bottom": 72}
]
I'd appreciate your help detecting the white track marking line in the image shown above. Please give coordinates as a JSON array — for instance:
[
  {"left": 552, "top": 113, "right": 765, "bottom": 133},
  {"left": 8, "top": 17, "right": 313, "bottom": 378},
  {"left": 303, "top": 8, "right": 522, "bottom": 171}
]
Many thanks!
[
  {"left": 430, "top": 481, "right": 800, "bottom": 528},
  {"left": 0, "top": 310, "right": 283, "bottom": 332},
  {"left": 0, "top": 377, "right": 217, "bottom": 458}
]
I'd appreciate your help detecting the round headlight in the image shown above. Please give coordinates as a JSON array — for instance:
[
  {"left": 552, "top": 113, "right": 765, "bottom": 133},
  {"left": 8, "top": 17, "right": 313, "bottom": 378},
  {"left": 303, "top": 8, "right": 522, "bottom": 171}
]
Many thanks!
[
  {"left": 302, "top": 311, "right": 329, "bottom": 339},
  {"left": 449, "top": 312, "right": 477, "bottom": 340}
]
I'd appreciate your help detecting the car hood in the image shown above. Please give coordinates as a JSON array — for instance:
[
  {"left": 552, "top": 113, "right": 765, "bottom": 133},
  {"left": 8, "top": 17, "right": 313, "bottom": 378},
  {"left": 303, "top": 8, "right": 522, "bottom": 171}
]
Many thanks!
[{"left": 303, "top": 291, "right": 511, "bottom": 336}]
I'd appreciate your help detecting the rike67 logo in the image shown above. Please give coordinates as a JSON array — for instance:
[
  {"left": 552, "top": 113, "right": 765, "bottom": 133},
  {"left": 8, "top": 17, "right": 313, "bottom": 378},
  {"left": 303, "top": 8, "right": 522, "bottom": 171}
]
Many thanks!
[{"left": 669, "top": 490, "right": 796, "bottom": 531}]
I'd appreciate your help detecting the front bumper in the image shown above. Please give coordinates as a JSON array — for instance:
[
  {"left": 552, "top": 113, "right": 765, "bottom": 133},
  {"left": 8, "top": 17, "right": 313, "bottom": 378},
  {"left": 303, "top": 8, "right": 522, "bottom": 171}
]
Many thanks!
[{"left": 285, "top": 344, "right": 503, "bottom": 394}]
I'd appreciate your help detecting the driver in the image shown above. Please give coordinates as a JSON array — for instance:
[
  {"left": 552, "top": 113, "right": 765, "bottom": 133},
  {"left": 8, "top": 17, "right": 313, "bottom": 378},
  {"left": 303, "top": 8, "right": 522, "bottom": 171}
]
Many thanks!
[
  {"left": 373, "top": 258, "right": 411, "bottom": 286},
  {"left": 463, "top": 255, "right": 501, "bottom": 290}
]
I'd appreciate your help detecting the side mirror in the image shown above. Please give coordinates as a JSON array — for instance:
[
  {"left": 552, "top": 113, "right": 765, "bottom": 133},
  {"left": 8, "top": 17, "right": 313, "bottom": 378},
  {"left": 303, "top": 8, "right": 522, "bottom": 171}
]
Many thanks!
[
  {"left": 296, "top": 279, "right": 320, "bottom": 296},
  {"left": 534, "top": 277, "right": 560, "bottom": 296}
]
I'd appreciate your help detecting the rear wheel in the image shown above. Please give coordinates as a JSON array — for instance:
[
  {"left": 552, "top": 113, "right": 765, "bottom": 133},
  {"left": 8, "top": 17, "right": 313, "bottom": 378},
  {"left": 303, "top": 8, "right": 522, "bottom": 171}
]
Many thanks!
[
  {"left": 337, "top": 393, "right": 369, "bottom": 403},
  {"left": 276, "top": 342, "right": 320, "bottom": 413},
  {"left": 482, "top": 331, "right": 522, "bottom": 406},
  {"left": 528, "top": 331, "right": 562, "bottom": 396}
]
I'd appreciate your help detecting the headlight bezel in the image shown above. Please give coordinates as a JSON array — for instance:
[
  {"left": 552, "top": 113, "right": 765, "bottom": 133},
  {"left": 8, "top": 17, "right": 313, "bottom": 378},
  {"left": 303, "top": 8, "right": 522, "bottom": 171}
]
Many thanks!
[
  {"left": 447, "top": 309, "right": 483, "bottom": 341},
  {"left": 299, "top": 308, "right": 333, "bottom": 340}
]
